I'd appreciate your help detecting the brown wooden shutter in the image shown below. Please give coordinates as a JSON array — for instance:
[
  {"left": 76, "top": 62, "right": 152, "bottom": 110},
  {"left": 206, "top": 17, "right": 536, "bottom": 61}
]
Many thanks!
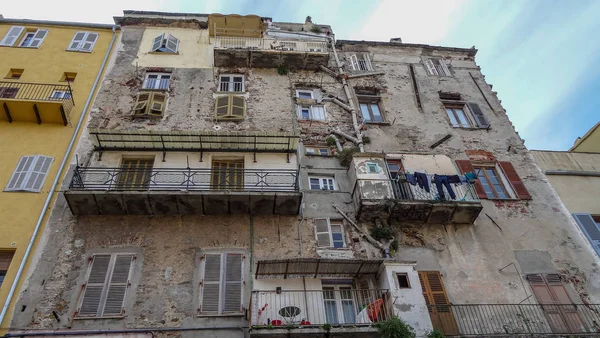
[
  {"left": 102, "top": 254, "right": 133, "bottom": 316},
  {"left": 418, "top": 271, "right": 458, "bottom": 335},
  {"left": 0, "top": 252, "right": 14, "bottom": 270},
  {"left": 201, "top": 254, "right": 222, "bottom": 314},
  {"left": 467, "top": 103, "right": 489, "bottom": 128},
  {"left": 79, "top": 255, "right": 111, "bottom": 316},
  {"left": 455, "top": 160, "right": 486, "bottom": 199},
  {"left": 498, "top": 161, "right": 531, "bottom": 200},
  {"left": 223, "top": 253, "right": 243, "bottom": 313}
]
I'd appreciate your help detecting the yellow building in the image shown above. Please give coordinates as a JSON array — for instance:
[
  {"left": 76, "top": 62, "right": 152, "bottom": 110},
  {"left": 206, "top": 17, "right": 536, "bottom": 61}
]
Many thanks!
[
  {"left": 0, "top": 18, "right": 118, "bottom": 328},
  {"left": 570, "top": 121, "right": 600, "bottom": 152}
]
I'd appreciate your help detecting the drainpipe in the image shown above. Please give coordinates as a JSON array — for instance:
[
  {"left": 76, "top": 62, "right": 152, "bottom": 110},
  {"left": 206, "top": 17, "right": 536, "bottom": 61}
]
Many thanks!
[
  {"left": 3, "top": 326, "right": 244, "bottom": 337},
  {"left": 0, "top": 25, "right": 119, "bottom": 327}
]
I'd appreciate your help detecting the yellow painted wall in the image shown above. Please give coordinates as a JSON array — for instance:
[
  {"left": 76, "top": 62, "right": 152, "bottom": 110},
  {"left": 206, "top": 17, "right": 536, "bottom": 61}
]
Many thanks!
[
  {"left": 0, "top": 22, "right": 117, "bottom": 328},
  {"left": 135, "top": 27, "right": 212, "bottom": 68},
  {"left": 571, "top": 124, "right": 600, "bottom": 153}
]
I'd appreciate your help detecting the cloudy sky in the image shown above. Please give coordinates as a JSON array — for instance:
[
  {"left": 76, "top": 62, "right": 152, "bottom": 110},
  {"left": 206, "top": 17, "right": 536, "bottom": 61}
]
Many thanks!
[{"left": 3, "top": 0, "right": 599, "bottom": 150}]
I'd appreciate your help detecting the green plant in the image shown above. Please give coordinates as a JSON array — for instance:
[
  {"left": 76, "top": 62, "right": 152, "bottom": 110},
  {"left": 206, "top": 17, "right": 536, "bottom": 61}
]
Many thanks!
[
  {"left": 277, "top": 64, "right": 289, "bottom": 75},
  {"left": 267, "top": 324, "right": 274, "bottom": 330},
  {"left": 326, "top": 136, "right": 337, "bottom": 146},
  {"left": 362, "top": 136, "right": 371, "bottom": 144},
  {"left": 371, "top": 226, "right": 394, "bottom": 241},
  {"left": 336, "top": 147, "right": 359, "bottom": 167},
  {"left": 391, "top": 239, "right": 399, "bottom": 251},
  {"left": 285, "top": 324, "right": 298, "bottom": 330},
  {"left": 373, "top": 316, "right": 416, "bottom": 338},
  {"left": 427, "top": 329, "right": 445, "bottom": 338},
  {"left": 321, "top": 323, "right": 332, "bottom": 331},
  {"left": 310, "top": 26, "right": 323, "bottom": 34}
]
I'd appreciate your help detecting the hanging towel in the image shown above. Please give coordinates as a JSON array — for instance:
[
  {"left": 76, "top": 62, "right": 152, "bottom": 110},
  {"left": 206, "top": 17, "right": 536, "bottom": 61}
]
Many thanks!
[{"left": 465, "top": 172, "right": 477, "bottom": 181}]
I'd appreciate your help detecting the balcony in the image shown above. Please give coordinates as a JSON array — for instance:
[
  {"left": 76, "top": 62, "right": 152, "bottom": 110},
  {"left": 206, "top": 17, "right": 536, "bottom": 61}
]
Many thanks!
[
  {"left": 213, "top": 36, "right": 329, "bottom": 70},
  {"left": 250, "top": 289, "right": 391, "bottom": 337},
  {"left": 65, "top": 166, "right": 301, "bottom": 216},
  {"left": 0, "top": 81, "right": 74, "bottom": 125}
]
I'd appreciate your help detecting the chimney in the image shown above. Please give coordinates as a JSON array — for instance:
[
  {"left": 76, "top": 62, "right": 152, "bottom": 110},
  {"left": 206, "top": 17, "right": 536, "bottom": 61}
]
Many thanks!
[
  {"left": 305, "top": 16, "right": 312, "bottom": 25},
  {"left": 390, "top": 37, "right": 402, "bottom": 44}
]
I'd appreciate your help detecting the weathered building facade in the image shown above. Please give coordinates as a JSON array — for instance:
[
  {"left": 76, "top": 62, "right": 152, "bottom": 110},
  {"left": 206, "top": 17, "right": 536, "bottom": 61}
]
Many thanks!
[{"left": 7, "top": 10, "right": 600, "bottom": 338}]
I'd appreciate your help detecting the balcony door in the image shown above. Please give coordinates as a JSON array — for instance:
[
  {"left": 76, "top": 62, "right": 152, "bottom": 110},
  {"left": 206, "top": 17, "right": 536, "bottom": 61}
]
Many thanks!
[
  {"left": 323, "top": 285, "right": 357, "bottom": 325},
  {"left": 419, "top": 271, "right": 458, "bottom": 335},
  {"left": 387, "top": 160, "right": 412, "bottom": 199},
  {"left": 211, "top": 159, "right": 244, "bottom": 190},
  {"left": 117, "top": 158, "right": 154, "bottom": 190}
]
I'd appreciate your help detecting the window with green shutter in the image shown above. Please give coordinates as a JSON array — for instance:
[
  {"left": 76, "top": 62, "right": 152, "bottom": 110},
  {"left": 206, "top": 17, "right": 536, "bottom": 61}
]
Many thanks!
[
  {"left": 214, "top": 95, "right": 246, "bottom": 120},
  {"left": 200, "top": 252, "right": 244, "bottom": 315}
]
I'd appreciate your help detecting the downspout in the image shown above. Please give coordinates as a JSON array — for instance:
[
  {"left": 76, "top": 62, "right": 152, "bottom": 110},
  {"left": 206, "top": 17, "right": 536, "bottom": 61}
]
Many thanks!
[
  {"left": 3, "top": 326, "right": 245, "bottom": 337},
  {"left": 329, "top": 36, "right": 364, "bottom": 152},
  {"left": 0, "top": 26, "right": 119, "bottom": 327}
]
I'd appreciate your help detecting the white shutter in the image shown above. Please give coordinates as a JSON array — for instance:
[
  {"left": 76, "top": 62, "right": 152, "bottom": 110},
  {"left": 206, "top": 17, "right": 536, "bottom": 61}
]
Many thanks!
[
  {"left": 349, "top": 54, "right": 359, "bottom": 71},
  {"left": 201, "top": 254, "right": 222, "bottom": 314},
  {"left": 1, "top": 26, "right": 25, "bottom": 46},
  {"left": 425, "top": 59, "right": 437, "bottom": 75},
  {"left": 440, "top": 60, "right": 451, "bottom": 76},
  {"left": 573, "top": 214, "right": 600, "bottom": 257},
  {"left": 315, "top": 219, "right": 332, "bottom": 247},
  {"left": 364, "top": 54, "right": 373, "bottom": 71},
  {"left": 28, "top": 29, "right": 48, "bottom": 48},
  {"left": 5, "top": 156, "right": 36, "bottom": 191},
  {"left": 79, "top": 255, "right": 111, "bottom": 317},
  {"left": 23, "top": 155, "right": 53, "bottom": 192},
  {"left": 102, "top": 254, "right": 133, "bottom": 316},
  {"left": 80, "top": 33, "right": 99, "bottom": 52},
  {"left": 165, "top": 34, "right": 179, "bottom": 53},
  {"left": 223, "top": 253, "right": 243, "bottom": 313},
  {"left": 152, "top": 33, "right": 164, "bottom": 52},
  {"left": 67, "top": 32, "right": 86, "bottom": 50}
]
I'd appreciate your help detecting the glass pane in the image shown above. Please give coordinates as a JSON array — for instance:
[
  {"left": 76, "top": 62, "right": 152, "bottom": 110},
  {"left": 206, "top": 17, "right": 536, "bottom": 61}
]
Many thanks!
[
  {"left": 455, "top": 109, "right": 469, "bottom": 127},
  {"left": 446, "top": 108, "right": 459, "bottom": 126},
  {"left": 486, "top": 169, "right": 501, "bottom": 184},
  {"left": 325, "top": 179, "right": 334, "bottom": 190},
  {"left": 476, "top": 168, "right": 495, "bottom": 198},
  {"left": 323, "top": 287, "right": 335, "bottom": 299},
  {"left": 360, "top": 104, "right": 372, "bottom": 122},
  {"left": 309, "top": 178, "right": 320, "bottom": 190},
  {"left": 148, "top": 75, "right": 158, "bottom": 79},
  {"left": 306, "top": 148, "right": 315, "bottom": 154},
  {"left": 324, "top": 300, "right": 339, "bottom": 324},
  {"left": 221, "top": 76, "right": 230, "bottom": 82},
  {"left": 341, "top": 300, "right": 356, "bottom": 323},
  {"left": 298, "top": 91, "right": 313, "bottom": 99},
  {"left": 370, "top": 104, "right": 382, "bottom": 122},
  {"left": 301, "top": 109, "right": 310, "bottom": 120},
  {"left": 319, "top": 148, "right": 329, "bottom": 156},
  {"left": 312, "top": 106, "right": 326, "bottom": 120}
]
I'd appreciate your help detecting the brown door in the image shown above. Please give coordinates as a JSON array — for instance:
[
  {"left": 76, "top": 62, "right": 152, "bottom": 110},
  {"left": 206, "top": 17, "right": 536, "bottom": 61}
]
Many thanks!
[
  {"left": 117, "top": 158, "right": 154, "bottom": 189},
  {"left": 527, "top": 274, "right": 585, "bottom": 333},
  {"left": 211, "top": 159, "right": 244, "bottom": 190},
  {"left": 419, "top": 271, "right": 458, "bottom": 335}
]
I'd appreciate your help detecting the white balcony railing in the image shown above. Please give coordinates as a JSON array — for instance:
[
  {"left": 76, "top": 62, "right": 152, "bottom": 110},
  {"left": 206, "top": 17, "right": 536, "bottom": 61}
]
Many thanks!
[{"left": 214, "top": 36, "right": 328, "bottom": 53}]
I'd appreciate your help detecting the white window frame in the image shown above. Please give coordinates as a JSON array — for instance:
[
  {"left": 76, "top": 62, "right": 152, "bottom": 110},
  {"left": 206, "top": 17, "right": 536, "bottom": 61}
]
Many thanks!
[
  {"left": 18, "top": 29, "right": 48, "bottom": 48},
  {"left": 0, "top": 26, "right": 25, "bottom": 46},
  {"left": 67, "top": 31, "right": 99, "bottom": 52},
  {"left": 315, "top": 218, "right": 346, "bottom": 248},
  {"left": 305, "top": 146, "right": 330, "bottom": 156},
  {"left": 50, "top": 90, "right": 72, "bottom": 100},
  {"left": 348, "top": 54, "right": 373, "bottom": 71},
  {"left": 425, "top": 58, "right": 451, "bottom": 76},
  {"left": 366, "top": 162, "right": 380, "bottom": 173},
  {"left": 298, "top": 105, "right": 326, "bottom": 121},
  {"left": 199, "top": 252, "right": 245, "bottom": 315},
  {"left": 218, "top": 74, "right": 245, "bottom": 92},
  {"left": 308, "top": 176, "right": 336, "bottom": 191},
  {"left": 151, "top": 33, "right": 179, "bottom": 53},
  {"left": 445, "top": 105, "right": 473, "bottom": 128},
  {"left": 5, "top": 155, "right": 53, "bottom": 192},
  {"left": 143, "top": 72, "right": 171, "bottom": 90},
  {"left": 296, "top": 90, "right": 314, "bottom": 99}
]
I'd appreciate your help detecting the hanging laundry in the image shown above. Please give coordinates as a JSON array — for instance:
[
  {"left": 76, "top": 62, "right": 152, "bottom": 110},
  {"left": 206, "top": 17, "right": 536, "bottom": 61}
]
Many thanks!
[
  {"left": 434, "top": 174, "right": 456, "bottom": 200},
  {"left": 448, "top": 175, "right": 461, "bottom": 184},
  {"left": 405, "top": 173, "right": 417, "bottom": 185},
  {"left": 414, "top": 172, "right": 430, "bottom": 193},
  {"left": 465, "top": 172, "right": 477, "bottom": 181}
]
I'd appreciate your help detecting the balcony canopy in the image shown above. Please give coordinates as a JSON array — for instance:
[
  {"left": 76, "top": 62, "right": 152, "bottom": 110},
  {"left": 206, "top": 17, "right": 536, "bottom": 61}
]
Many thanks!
[{"left": 255, "top": 258, "right": 384, "bottom": 279}]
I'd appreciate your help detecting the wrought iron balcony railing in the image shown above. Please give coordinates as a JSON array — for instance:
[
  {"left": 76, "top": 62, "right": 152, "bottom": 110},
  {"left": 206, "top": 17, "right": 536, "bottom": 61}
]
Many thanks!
[
  {"left": 0, "top": 81, "right": 74, "bottom": 124},
  {"left": 69, "top": 166, "right": 299, "bottom": 192},
  {"left": 391, "top": 174, "right": 480, "bottom": 202}
]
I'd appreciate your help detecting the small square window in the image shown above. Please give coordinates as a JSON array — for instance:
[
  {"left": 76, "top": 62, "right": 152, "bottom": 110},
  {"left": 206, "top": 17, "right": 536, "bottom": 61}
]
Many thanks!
[
  {"left": 219, "top": 74, "right": 245, "bottom": 92},
  {"left": 358, "top": 97, "right": 384, "bottom": 123},
  {"left": 61, "top": 72, "right": 77, "bottom": 82},
  {"left": 296, "top": 90, "right": 314, "bottom": 99},
  {"left": 397, "top": 273, "right": 411, "bottom": 288},
  {"left": 298, "top": 105, "right": 326, "bottom": 121},
  {"left": 6, "top": 68, "right": 24, "bottom": 79},
  {"left": 305, "top": 147, "right": 330, "bottom": 156},
  {"left": 366, "top": 163, "right": 379, "bottom": 173},
  {"left": 143, "top": 72, "right": 171, "bottom": 90}
]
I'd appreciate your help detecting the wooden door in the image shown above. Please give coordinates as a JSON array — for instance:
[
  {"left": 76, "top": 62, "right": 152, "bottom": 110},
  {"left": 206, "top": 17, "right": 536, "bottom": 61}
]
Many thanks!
[
  {"left": 211, "top": 160, "right": 244, "bottom": 190},
  {"left": 117, "top": 158, "right": 154, "bottom": 189},
  {"left": 419, "top": 271, "right": 459, "bottom": 335}
]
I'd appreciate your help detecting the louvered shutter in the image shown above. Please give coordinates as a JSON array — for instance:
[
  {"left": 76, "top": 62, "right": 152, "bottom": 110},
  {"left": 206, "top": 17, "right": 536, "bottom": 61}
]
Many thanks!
[
  {"left": 418, "top": 271, "right": 458, "bottom": 335},
  {"left": 573, "top": 214, "right": 600, "bottom": 257},
  {"left": 67, "top": 32, "right": 86, "bottom": 50},
  {"left": 149, "top": 93, "right": 167, "bottom": 116},
  {"left": 424, "top": 59, "right": 437, "bottom": 75},
  {"left": 230, "top": 96, "right": 245, "bottom": 118},
  {"left": 133, "top": 93, "right": 150, "bottom": 115},
  {"left": 1, "top": 26, "right": 25, "bottom": 46},
  {"left": 315, "top": 219, "right": 331, "bottom": 247},
  {"left": 79, "top": 255, "right": 111, "bottom": 316},
  {"left": 0, "top": 252, "right": 14, "bottom": 271},
  {"left": 223, "top": 253, "right": 243, "bottom": 313},
  {"left": 215, "top": 96, "right": 230, "bottom": 118},
  {"left": 5, "top": 156, "right": 36, "bottom": 191},
  {"left": 455, "top": 160, "right": 486, "bottom": 199},
  {"left": 165, "top": 34, "right": 179, "bottom": 53},
  {"left": 24, "top": 156, "right": 53, "bottom": 192},
  {"left": 349, "top": 54, "right": 359, "bottom": 71},
  {"left": 364, "top": 54, "right": 373, "bottom": 71},
  {"left": 151, "top": 33, "right": 164, "bottom": 52},
  {"left": 201, "top": 254, "right": 222, "bottom": 314},
  {"left": 80, "top": 33, "right": 99, "bottom": 52},
  {"left": 468, "top": 103, "right": 489, "bottom": 128},
  {"left": 28, "top": 29, "right": 48, "bottom": 48},
  {"left": 498, "top": 161, "right": 531, "bottom": 200},
  {"left": 103, "top": 254, "right": 133, "bottom": 316},
  {"left": 439, "top": 60, "right": 451, "bottom": 76}
]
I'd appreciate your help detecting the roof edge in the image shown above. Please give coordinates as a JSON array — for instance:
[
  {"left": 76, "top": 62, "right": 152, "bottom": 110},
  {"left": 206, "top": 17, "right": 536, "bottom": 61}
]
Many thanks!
[
  {"left": 0, "top": 18, "right": 118, "bottom": 30},
  {"left": 336, "top": 39, "right": 477, "bottom": 56},
  {"left": 568, "top": 121, "right": 600, "bottom": 152}
]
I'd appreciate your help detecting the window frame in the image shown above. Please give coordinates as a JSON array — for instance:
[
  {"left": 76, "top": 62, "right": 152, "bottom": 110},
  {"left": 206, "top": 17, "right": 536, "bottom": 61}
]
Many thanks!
[
  {"left": 297, "top": 105, "right": 326, "bottom": 121},
  {"left": 132, "top": 91, "right": 168, "bottom": 117},
  {"left": 366, "top": 162, "right": 380, "bottom": 173},
  {"left": 199, "top": 252, "right": 245, "bottom": 316},
  {"left": 445, "top": 104, "right": 472, "bottom": 128},
  {"left": 66, "top": 31, "right": 99, "bottom": 52},
  {"left": 214, "top": 95, "right": 246, "bottom": 120},
  {"left": 472, "top": 165, "right": 510, "bottom": 200},
  {"left": 314, "top": 218, "right": 346, "bottom": 249},
  {"left": 425, "top": 58, "right": 451, "bottom": 76},
  {"left": 348, "top": 54, "right": 373, "bottom": 71},
  {"left": 61, "top": 72, "right": 77, "bottom": 82},
  {"left": 151, "top": 33, "right": 179, "bottom": 53},
  {"left": 143, "top": 72, "right": 171, "bottom": 90},
  {"left": 218, "top": 74, "right": 245, "bottom": 93},
  {"left": 358, "top": 96, "right": 384, "bottom": 123},
  {"left": 50, "top": 90, "right": 72, "bottom": 100},
  {"left": 0, "top": 251, "right": 15, "bottom": 287},
  {"left": 308, "top": 176, "right": 336, "bottom": 191},
  {"left": 396, "top": 273, "right": 411, "bottom": 289},
  {"left": 305, "top": 146, "right": 331, "bottom": 156},
  {"left": 296, "top": 90, "right": 314, "bottom": 99},
  {"left": 18, "top": 29, "right": 48, "bottom": 48},
  {"left": 6, "top": 68, "right": 24, "bottom": 79}
]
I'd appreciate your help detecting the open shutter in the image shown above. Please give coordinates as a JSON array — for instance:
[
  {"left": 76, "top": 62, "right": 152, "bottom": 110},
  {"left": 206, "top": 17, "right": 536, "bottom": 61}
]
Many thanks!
[
  {"left": 315, "top": 219, "right": 331, "bottom": 247},
  {"left": 79, "top": 255, "right": 111, "bottom": 317},
  {"left": 151, "top": 33, "right": 164, "bottom": 52},
  {"left": 23, "top": 156, "right": 53, "bottom": 192},
  {"left": 1, "top": 26, "right": 25, "bottom": 46},
  {"left": 499, "top": 161, "right": 531, "bottom": 200},
  {"left": 223, "top": 253, "right": 243, "bottom": 313},
  {"left": 573, "top": 214, "right": 600, "bottom": 257},
  {"left": 149, "top": 93, "right": 167, "bottom": 116},
  {"left": 28, "top": 29, "right": 48, "bottom": 48},
  {"left": 418, "top": 271, "right": 458, "bottom": 335},
  {"left": 439, "top": 60, "right": 451, "bottom": 76},
  {"left": 102, "top": 254, "right": 133, "bottom": 316},
  {"left": 133, "top": 92, "right": 150, "bottom": 115},
  {"left": 165, "top": 34, "right": 179, "bottom": 53},
  {"left": 230, "top": 96, "right": 245, "bottom": 118},
  {"left": 455, "top": 160, "right": 486, "bottom": 199},
  {"left": 67, "top": 32, "right": 86, "bottom": 50},
  {"left": 425, "top": 59, "right": 437, "bottom": 75},
  {"left": 201, "top": 254, "right": 222, "bottom": 314},
  {"left": 468, "top": 103, "right": 489, "bottom": 128},
  {"left": 215, "top": 96, "right": 230, "bottom": 118},
  {"left": 348, "top": 54, "right": 359, "bottom": 71},
  {"left": 80, "top": 33, "right": 99, "bottom": 52},
  {"left": 364, "top": 54, "right": 373, "bottom": 71},
  {"left": 5, "top": 156, "right": 36, "bottom": 191}
]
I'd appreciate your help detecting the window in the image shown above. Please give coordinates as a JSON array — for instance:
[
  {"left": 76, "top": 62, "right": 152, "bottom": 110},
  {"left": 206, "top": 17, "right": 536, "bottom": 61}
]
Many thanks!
[
  {"left": 211, "top": 160, "right": 244, "bottom": 190},
  {"left": 143, "top": 73, "right": 170, "bottom": 90},
  {"left": 315, "top": 219, "right": 345, "bottom": 248},
  {"left": 296, "top": 90, "right": 314, "bottom": 99},
  {"left": 67, "top": 31, "right": 99, "bottom": 52},
  {"left": 19, "top": 29, "right": 48, "bottom": 48},
  {"left": 6, "top": 68, "right": 24, "bottom": 79},
  {"left": 425, "top": 59, "right": 451, "bottom": 76},
  {"left": 358, "top": 99, "right": 383, "bottom": 123},
  {"left": 444, "top": 102, "right": 489, "bottom": 128},
  {"left": 117, "top": 158, "right": 154, "bottom": 189},
  {"left": 151, "top": 33, "right": 179, "bottom": 53},
  {"left": 50, "top": 90, "right": 72, "bottom": 100},
  {"left": 366, "top": 163, "right": 379, "bottom": 173},
  {"left": 445, "top": 105, "right": 470, "bottom": 128},
  {"left": 297, "top": 105, "right": 326, "bottom": 121},
  {"left": 280, "top": 42, "right": 297, "bottom": 51},
  {"left": 305, "top": 146, "right": 330, "bottom": 156},
  {"left": 1, "top": 26, "right": 25, "bottom": 46},
  {"left": 0, "top": 87, "right": 18, "bottom": 98},
  {"left": 61, "top": 72, "right": 77, "bottom": 82},
  {"left": 387, "top": 160, "right": 404, "bottom": 180},
  {"left": 456, "top": 159, "right": 530, "bottom": 200},
  {"left": 309, "top": 176, "right": 335, "bottom": 191},
  {"left": 5, "top": 155, "right": 53, "bottom": 192},
  {"left": 219, "top": 75, "right": 245, "bottom": 92},
  {"left": 200, "top": 253, "right": 244, "bottom": 315},
  {"left": 572, "top": 214, "right": 600, "bottom": 257},
  {"left": 215, "top": 95, "right": 246, "bottom": 120},
  {"left": 323, "top": 285, "right": 356, "bottom": 324},
  {"left": 397, "top": 273, "right": 411, "bottom": 289},
  {"left": 348, "top": 54, "right": 372, "bottom": 71},
  {"left": 0, "top": 251, "right": 15, "bottom": 287},
  {"left": 76, "top": 253, "right": 134, "bottom": 318},
  {"left": 307, "top": 42, "right": 324, "bottom": 52},
  {"left": 133, "top": 92, "right": 167, "bottom": 117},
  {"left": 473, "top": 166, "right": 508, "bottom": 199}
]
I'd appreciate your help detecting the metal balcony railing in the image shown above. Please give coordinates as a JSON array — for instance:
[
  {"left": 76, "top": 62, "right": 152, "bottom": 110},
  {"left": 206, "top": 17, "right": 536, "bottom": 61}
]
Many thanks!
[
  {"left": 251, "top": 289, "right": 391, "bottom": 327},
  {"left": 0, "top": 81, "right": 74, "bottom": 114},
  {"left": 391, "top": 174, "right": 479, "bottom": 202},
  {"left": 439, "top": 304, "right": 600, "bottom": 336},
  {"left": 69, "top": 166, "right": 299, "bottom": 192},
  {"left": 214, "top": 36, "right": 328, "bottom": 53}
]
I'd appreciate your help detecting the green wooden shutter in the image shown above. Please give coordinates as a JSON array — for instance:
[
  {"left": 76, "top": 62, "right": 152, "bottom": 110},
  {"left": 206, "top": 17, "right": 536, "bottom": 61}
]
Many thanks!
[
  {"left": 201, "top": 254, "right": 222, "bottom": 314},
  {"left": 223, "top": 253, "right": 243, "bottom": 313},
  {"left": 573, "top": 214, "right": 600, "bottom": 257}
]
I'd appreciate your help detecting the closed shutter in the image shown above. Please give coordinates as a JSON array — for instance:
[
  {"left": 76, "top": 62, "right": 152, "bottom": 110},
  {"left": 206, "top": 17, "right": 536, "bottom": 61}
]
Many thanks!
[
  {"left": 0, "top": 252, "right": 14, "bottom": 271},
  {"left": 152, "top": 33, "right": 164, "bottom": 52},
  {"left": 315, "top": 219, "right": 331, "bottom": 247},
  {"left": 498, "top": 161, "right": 531, "bottom": 200},
  {"left": 79, "top": 255, "right": 111, "bottom": 316},
  {"left": 348, "top": 54, "right": 359, "bottom": 71},
  {"left": 424, "top": 59, "right": 437, "bottom": 75},
  {"left": 80, "top": 33, "right": 99, "bottom": 52},
  {"left": 230, "top": 96, "right": 245, "bottom": 118},
  {"left": 67, "top": 32, "right": 86, "bottom": 50},
  {"left": 1, "top": 26, "right": 25, "bottom": 46},
  {"left": 223, "top": 253, "right": 243, "bottom": 313},
  {"left": 455, "top": 160, "right": 486, "bottom": 199},
  {"left": 418, "top": 271, "right": 458, "bottom": 335},
  {"left": 215, "top": 96, "right": 230, "bottom": 118},
  {"left": 5, "top": 156, "right": 36, "bottom": 191},
  {"left": 165, "top": 34, "right": 179, "bottom": 53},
  {"left": 573, "top": 214, "right": 600, "bottom": 257},
  {"left": 23, "top": 156, "right": 53, "bottom": 192},
  {"left": 103, "top": 254, "right": 133, "bottom": 316},
  {"left": 133, "top": 92, "right": 151, "bottom": 115},
  {"left": 201, "top": 254, "right": 221, "bottom": 314},
  {"left": 28, "top": 29, "right": 48, "bottom": 48},
  {"left": 468, "top": 103, "right": 489, "bottom": 128},
  {"left": 149, "top": 93, "right": 167, "bottom": 116}
]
